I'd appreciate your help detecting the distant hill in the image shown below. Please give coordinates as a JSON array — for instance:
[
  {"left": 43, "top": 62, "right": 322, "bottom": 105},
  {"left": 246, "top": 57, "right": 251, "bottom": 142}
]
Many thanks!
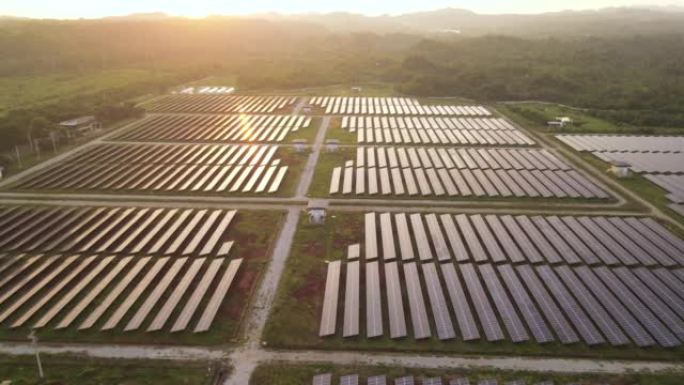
[{"left": 258, "top": 7, "right": 684, "bottom": 36}]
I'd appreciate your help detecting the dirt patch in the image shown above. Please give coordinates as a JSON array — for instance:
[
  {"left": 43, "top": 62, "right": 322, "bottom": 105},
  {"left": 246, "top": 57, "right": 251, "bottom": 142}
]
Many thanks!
[{"left": 294, "top": 266, "right": 326, "bottom": 303}]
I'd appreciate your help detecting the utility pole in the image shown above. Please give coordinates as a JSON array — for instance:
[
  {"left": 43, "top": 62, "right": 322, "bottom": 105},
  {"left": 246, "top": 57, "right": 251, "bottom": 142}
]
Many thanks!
[{"left": 28, "top": 329, "right": 44, "bottom": 379}]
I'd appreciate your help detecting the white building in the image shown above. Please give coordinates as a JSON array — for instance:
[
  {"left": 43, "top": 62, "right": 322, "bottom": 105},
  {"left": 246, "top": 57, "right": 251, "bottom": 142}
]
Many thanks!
[{"left": 609, "top": 160, "right": 632, "bottom": 178}]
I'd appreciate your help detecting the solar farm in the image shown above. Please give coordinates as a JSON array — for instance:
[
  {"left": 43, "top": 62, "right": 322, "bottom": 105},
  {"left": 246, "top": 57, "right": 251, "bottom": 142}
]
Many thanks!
[
  {"left": 556, "top": 134, "right": 684, "bottom": 218},
  {"left": 0, "top": 91, "right": 682, "bottom": 382}
]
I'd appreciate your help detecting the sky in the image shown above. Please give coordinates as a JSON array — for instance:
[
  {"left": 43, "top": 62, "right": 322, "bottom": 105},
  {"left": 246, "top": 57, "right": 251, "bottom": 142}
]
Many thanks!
[{"left": 2, "top": 0, "right": 683, "bottom": 19}]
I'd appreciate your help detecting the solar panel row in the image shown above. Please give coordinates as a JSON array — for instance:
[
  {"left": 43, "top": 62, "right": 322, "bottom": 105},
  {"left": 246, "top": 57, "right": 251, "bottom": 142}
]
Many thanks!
[
  {"left": 318, "top": 257, "right": 683, "bottom": 346},
  {"left": 310, "top": 96, "right": 489, "bottom": 116},
  {"left": 13, "top": 143, "right": 289, "bottom": 194},
  {"left": 0, "top": 206, "right": 237, "bottom": 257},
  {"left": 359, "top": 212, "right": 678, "bottom": 267},
  {"left": 144, "top": 94, "right": 297, "bottom": 114},
  {"left": 0, "top": 254, "right": 242, "bottom": 333},
  {"left": 355, "top": 126, "right": 533, "bottom": 146},
  {"left": 115, "top": 113, "right": 311, "bottom": 142},
  {"left": 343, "top": 116, "right": 514, "bottom": 131}
]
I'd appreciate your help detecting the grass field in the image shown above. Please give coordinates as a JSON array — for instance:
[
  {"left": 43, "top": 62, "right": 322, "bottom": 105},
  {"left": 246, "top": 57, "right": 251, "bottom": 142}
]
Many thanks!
[
  {"left": 498, "top": 103, "right": 684, "bottom": 135},
  {"left": 250, "top": 363, "right": 684, "bottom": 385},
  {"left": 0, "top": 69, "right": 176, "bottom": 117},
  {"left": 263, "top": 212, "right": 684, "bottom": 361},
  {"left": 0, "top": 354, "right": 215, "bottom": 385},
  {"left": 0, "top": 209, "right": 284, "bottom": 346}
]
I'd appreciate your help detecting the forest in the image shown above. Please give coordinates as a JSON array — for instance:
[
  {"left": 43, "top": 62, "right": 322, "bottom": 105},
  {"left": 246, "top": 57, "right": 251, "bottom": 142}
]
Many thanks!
[{"left": 1, "top": 11, "right": 683, "bottom": 155}]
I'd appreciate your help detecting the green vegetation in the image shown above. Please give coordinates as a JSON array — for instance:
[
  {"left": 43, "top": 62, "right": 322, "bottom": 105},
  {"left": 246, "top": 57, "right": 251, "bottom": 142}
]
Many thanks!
[
  {"left": 264, "top": 212, "right": 684, "bottom": 360},
  {"left": 0, "top": 210, "right": 283, "bottom": 346},
  {"left": 250, "top": 363, "right": 684, "bottom": 385},
  {"left": 500, "top": 103, "right": 684, "bottom": 135},
  {"left": 0, "top": 354, "right": 215, "bottom": 385}
]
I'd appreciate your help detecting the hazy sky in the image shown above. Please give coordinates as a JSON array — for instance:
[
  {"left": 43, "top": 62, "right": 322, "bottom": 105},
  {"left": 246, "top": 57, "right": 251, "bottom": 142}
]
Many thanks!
[{"left": 2, "top": 0, "right": 683, "bottom": 19}]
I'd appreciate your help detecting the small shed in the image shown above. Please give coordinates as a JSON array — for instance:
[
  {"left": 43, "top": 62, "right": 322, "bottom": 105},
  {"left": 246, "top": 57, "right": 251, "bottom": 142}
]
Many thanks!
[
  {"left": 547, "top": 116, "right": 573, "bottom": 129},
  {"left": 608, "top": 160, "right": 632, "bottom": 178},
  {"left": 325, "top": 139, "right": 339, "bottom": 152},
  {"left": 306, "top": 200, "right": 329, "bottom": 225},
  {"left": 292, "top": 139, "right": 307, "bottom": 153},
  {"left": 351, "top": 86, "right": 363, "bottom": 93},
  {"left": 59, "top": 116, "right": 100, "bottom": 134}
]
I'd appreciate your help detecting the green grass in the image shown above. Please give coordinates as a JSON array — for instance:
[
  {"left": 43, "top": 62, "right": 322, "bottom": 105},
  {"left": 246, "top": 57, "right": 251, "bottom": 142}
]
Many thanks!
[
  {"left": 0, "top": 69, "right": 175, "bottom": 117},
  {"left": 250, "top": 363, "right": 684, "bottom": 385},
  {"left": 288, "top": 117, "right": 321, "bottom": 143},
  {"left": 498, "top": 103, "right": 684, "bottom": 135},
  {"left": 0, "top": 210, "right": 284, "bottom": 346},
  {"left": 0, "top": 354, "right": 215, "bottom": 385},
  {"left": 264, "top": 211, "right": 684, "bottom": 361}
]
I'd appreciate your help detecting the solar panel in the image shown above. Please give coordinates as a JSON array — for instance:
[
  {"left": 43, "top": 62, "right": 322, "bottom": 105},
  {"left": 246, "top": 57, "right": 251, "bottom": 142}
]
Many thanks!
[
  {"left": 395, "top": 214, "right": 415, "bottom": 260},
  {"left": 460, "top": 263, "right": 504, "bottom": 341},
  {"left": 13, "top": 255, "right": 95, "bottom": 328},
  {"left": 313, "top": 373, "right": 332, "bottom": 385},
  {"left": 623, "top": 218, "right": 683, "bottom": 262},
  {"left": 515, "top": 265, "right": 579, "bottom": 344},
  {"left": 612, "top": 267, "right": 684, "bottom": 340},
  {"left": 403, "top": 262, "right": 431, "bottom": 339},
  {"left": 343, "top": 261, "right": 360, "bottom": 337},
  {"left": 529, "top": 216, "right": 581, "bottom": 264},
  {"left": 534, "top": 266, "right": 605, "bottom": 346},
  {"left": 449, "top": 378, "right": 470, "bottom": 385},
  {"left": 148, "top": 258, "right": 206, "bottom": 331},
  {"left": 496, "top": 264, "right": 554, "bottom": 343},
  {"left": 560, "top": 216, "right": 618, "bottom": 265},
  {"left": 365, "top": 213, "right": 378, "bottom": 260},
  {"left": 366, "top": 260, "right": 383, "bottom": 338},
  {"left": 470, "top": 214, "right": 507, "bottom": 263},
  {"left": 632, "top": 267, "right": 684, "bottom": 319},
  {"left": 440, "top": 263, "right": 480, "bottom": 341},
  {"left": 544, "top": 216, "right": 599, "bottom": 265},
  {"left": 425, "top": 214, "right": 451, "bottom": 261},
  {"left": 0, "top": 255, "right": 71, "bottom": 323},
  {"left": 574, "top": 266, "right": 654, "bottom": 347},
  {"left": 394, "top": 376, "right": 415, "bottom": 385},
  {"left": 593, "top": 267, "right": 679, "bottom": 347},
  {"left": 319, "top": 260, "right": 342, "bottom": 337},
  {"left": 340, "top": 375, "right": 359, "bottom": 385},
  {"left": 380, "top": 213, "right": 396, "bottom": 260},
  {"left": 590, "top": 217, "right": 656, "bottom": 266},
  {"left": 477, "top": 379, "right": 498, "bottom": 385},
  {"left": 422, "top": 263, "right": 456, "bottom": 340},
  {"left": 35, "top": 256, "right": 115, "bottom": 328},
  {"left": 576, "top": 217, "right": 636, "bottom": 266},
  {"left": 384, "top": 261, "right": 407, "bottom": 339},
  {"left": 478, "top": 264, "right": 528, "bottom": 342},
  {"left": 410, "top": 213, "right": 434, "bottom": 261},
  {"left": 514, "top": 216, "right": 562, "bottom": 264},
  {"left": 195, "top": 258, "right": 242, "bottom": 333},
  {"left": 607, "top": 217, "right": 675, "bottom": 266},
  {"left": 423, "top": 378, "right": 443, "bottom": 385},
  {"left": 454, "top": 214, "right": 488, "bottom": 262},
  {"left": 499, "top": 215, "right": 544, "bottom": 264},
  {"left": 439, "top": 214, "right": 470, "bottom": 261},
  {"left": 367, "top": 375, "right": 387, "bottom": 385},
  {"left": 482, "top": 215, "right": 525, "bottom": 263}
]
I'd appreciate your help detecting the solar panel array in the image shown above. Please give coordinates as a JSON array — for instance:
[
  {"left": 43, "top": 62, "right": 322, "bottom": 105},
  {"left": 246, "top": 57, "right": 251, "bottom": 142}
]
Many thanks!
[
  {"left": 317, "top": 212, "right": 684, "bottom": 347},
  {"left": 592, "top": 152, "right": 684, "bottom": 174},
  {"left": 143, "top": 94, "right": 297, "bottom": 114},
  {"left": 556, "top": 134, "right": 684, "bottom": 212},
  {"left": 310, "top": 97, "right": 491, "bottom": 116},
  {"left": 0, "top": 253, "right": 243, "bottom": 333},
  {"left": 113, "top": 114, "right": 312, "bottom": 143},
  {"left": 0, "top": 206, "right": 238, "bottom": 257},
  {"left": 556, "top": 135, "right": 684, "bottom": 153},
  {"left": 311, "top": 374, "right": 577, "bottom": 385},
  {"left": 329, "top": 147, "right": 609, "bottom": 199},
  {"left": 10, "top": 143, "right": 289, "bottom": 194},
  {"left": 342, "top": 116, "right": 534, "bottom": 146}
]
